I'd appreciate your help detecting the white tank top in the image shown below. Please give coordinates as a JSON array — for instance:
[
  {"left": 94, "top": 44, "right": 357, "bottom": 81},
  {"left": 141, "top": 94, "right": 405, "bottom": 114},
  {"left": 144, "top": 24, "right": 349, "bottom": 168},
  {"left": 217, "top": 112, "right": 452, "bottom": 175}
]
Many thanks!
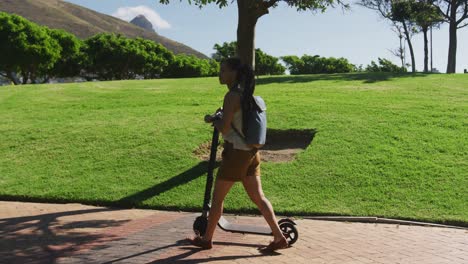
[{"left": 222, "top": 109, "right": 252, "bottom": 150}]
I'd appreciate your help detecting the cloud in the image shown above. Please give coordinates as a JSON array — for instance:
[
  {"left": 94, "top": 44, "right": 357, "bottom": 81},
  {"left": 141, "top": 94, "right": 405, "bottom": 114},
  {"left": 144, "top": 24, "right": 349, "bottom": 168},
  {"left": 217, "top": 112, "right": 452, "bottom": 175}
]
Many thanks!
[{"left": 112, "top": 5, "right": 171, "bottom": 30}]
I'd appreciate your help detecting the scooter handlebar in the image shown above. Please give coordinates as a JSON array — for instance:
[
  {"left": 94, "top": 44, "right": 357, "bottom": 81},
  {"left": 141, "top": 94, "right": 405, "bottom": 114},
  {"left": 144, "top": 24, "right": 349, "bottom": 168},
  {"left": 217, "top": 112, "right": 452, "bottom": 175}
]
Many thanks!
[{"left": 204, "top": 108, "right": 223, "bottom": 123}]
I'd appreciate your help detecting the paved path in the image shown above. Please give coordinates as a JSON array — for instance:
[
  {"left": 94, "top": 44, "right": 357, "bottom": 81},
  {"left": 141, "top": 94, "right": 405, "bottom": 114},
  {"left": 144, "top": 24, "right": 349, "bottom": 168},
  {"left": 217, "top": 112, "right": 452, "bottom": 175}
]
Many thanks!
[{"left": 0, "top": 201, "right": 467, "bottom": 264}]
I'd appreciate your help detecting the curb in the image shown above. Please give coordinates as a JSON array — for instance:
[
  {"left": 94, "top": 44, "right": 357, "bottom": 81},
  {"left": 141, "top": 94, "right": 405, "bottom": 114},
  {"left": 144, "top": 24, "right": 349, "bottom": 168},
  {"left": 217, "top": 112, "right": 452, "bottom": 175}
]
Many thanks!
[{"left": 303, "top": 216, "right": 468, "bottom": 230}]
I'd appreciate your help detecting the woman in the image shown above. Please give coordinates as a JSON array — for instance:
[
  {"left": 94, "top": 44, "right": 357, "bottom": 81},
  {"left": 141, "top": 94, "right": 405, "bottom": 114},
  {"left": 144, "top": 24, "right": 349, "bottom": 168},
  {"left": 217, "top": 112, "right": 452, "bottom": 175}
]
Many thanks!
[{"left": 187, "top": 58, "right": 288, "bottom": 251}]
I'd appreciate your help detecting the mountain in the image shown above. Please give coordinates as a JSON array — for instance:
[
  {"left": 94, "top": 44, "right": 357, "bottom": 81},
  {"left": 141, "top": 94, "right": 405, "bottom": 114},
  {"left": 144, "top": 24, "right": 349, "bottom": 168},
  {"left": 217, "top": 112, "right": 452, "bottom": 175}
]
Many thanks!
[
  {"left": 130, "top": 15, "right": 154, "bottom": 32},
  {"left": 0, "top": 0, "right": 208, "bottom": 58}
]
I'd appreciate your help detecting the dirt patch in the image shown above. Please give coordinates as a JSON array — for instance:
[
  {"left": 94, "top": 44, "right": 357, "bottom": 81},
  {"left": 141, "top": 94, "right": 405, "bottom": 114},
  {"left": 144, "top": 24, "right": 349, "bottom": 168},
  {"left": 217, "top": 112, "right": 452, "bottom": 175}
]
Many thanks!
[
  {"left": 193, "top": 129, "right": 316, "bottom": 163},
  {"left": 193, "top": 141, "right": 224, "bottom": 162}
]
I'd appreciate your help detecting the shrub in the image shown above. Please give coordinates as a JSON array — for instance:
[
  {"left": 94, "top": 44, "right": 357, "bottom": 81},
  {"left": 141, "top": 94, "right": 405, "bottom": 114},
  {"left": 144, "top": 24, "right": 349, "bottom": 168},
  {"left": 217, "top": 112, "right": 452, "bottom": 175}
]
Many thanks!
[
  {"left": 162, "top": 54, "right": 219, "bottom": 78},
  {"left": 366, "top": 58, "right": 407, "bottom": 73},
  {"left": 281, "top": 55, "right": 355, "bottom": 74}
]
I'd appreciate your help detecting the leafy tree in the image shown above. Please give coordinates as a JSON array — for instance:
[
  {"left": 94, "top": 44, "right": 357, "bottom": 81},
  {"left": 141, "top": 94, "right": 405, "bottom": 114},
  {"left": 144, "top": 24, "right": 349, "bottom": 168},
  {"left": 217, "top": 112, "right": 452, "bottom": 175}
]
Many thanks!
[
  {"left": 212, "top": 41, "right": 237, "bottom": 62},
  {"left": 430, "top": 0, "right": 468, "bottom": 73},
  {"left": 391, "top": 0, "right": 418, "bottom": 73},
  {"left": 412, "top": 1, "right": 443, "bottom": 72},
  {"left": 255, "top": 48, "right": 285, "bottom": 75},
  {"left": 393, "top": 0, "right": 443, "bottom": 73},
  {"left": 281, "top": 55, "right": 305, "bottom": 74},
  {"left": 360, "top": 0, "right": 417, "bottom": 73},
  {"left": 208, "top": 59, "right": 220, "bottom": 76},
  {"left": 158, "top": 0, "right": 346, "bottom": 68},
  {"left": 0, "top": 12, "right": 60, "bottom": 84},
  {"left": 366, "top": 57, "right": 407, "bottom": 72},
  {"left": 83, "top": 33, "right": 216, "bottom": 80},
  {"left": 46, "top": 28, "right": 83, "bottom": 81},
  {"left": 133, "top": 37, "right": 174, "bottom": 79},
  {"left": 82, "top": 33, "right": 177, "bottom": 80},
  {"left": 212, "top": 41, "right": 285, "bottom": 75},
  {"left": 82, "top": 33, "right": 123, "bottom": 80}
]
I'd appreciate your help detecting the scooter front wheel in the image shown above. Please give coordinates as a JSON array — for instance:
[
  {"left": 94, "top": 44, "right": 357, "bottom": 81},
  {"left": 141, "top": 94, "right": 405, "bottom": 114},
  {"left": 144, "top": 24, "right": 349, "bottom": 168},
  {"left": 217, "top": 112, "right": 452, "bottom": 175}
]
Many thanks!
[{"left": 193, "top": 216, "right": 208, "bottom": 236}]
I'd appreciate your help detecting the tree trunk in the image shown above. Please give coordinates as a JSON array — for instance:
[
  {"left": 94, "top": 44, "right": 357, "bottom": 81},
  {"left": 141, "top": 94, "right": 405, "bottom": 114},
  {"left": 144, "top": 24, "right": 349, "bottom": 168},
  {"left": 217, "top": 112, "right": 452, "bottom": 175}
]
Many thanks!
[
  {"left": 42, "top": 76, "right": 50, "bottom": 84},
  {"left": 402, "top": 21, "right": 416, "bottom": 73},
  {"left": 446, "top": 21, "right": 457, "bottom": 73},
  {"left": 423, "top": 27, "right": 429, "bottom": 73},
  {"left": 5, "top": 71, "right": 19, "bottom": 85},
  {"left": 236, "top": 0, "right": 258, "bottom": 68},
  {"left": 398, "top": 33, "right": 404, "bottom": 68},
  {"left": 30, "top": 72, "right": 37, "bottom": 84},
  {"left": 22, "top": 72, "right": 29, "bottom": 84},
  {"left": 236, "top": 0, "right": 269, "bottom": 69}
]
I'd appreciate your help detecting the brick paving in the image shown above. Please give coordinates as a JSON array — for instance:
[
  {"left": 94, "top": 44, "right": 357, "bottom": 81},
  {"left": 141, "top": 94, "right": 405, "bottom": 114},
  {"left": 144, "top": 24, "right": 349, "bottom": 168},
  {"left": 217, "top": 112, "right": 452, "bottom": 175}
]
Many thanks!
[{"left": 0, "top": 201, "right": 467, "bottom": 264}]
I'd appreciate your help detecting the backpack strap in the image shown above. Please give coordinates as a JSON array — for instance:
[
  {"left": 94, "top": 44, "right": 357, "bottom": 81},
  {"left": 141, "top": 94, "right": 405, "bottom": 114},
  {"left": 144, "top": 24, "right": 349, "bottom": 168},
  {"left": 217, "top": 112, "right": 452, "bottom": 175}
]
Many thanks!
[
  {"left": 231, "top": 122, "right": 245, "bottom": 140},
  {"left": 230, "top": 122, "right": 259, "bottom": 151}
]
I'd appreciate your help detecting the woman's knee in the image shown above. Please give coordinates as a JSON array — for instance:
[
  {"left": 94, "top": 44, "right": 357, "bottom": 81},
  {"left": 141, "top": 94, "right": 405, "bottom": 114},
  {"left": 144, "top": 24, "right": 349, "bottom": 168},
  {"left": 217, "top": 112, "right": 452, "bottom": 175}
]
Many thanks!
[{"left": 249, "top": 193, "right": 266, "bottom": 207}]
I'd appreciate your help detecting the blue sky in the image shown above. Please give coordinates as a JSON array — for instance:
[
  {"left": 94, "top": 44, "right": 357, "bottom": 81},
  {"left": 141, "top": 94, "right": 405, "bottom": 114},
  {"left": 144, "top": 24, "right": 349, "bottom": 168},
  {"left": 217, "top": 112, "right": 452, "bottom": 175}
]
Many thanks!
[{"left": 65, "top": 0, "right": 468, "bottom": 73}]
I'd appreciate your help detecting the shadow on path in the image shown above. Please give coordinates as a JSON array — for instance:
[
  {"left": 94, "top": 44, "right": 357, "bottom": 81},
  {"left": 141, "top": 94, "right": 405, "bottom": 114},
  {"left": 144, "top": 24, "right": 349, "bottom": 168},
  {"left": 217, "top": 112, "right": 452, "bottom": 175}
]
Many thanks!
[
  {"left": 0, "top": 208, "right": 126, "bottom": 264},
  {"left": 147, "top": 240, "right": 278, "bottom": 264}
]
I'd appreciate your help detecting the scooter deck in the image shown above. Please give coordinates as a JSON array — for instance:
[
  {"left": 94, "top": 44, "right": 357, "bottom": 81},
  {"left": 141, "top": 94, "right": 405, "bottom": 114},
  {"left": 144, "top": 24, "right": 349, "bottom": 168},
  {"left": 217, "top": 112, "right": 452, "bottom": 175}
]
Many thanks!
[{"left": 218, "top": 216, "right": 272, "bottom": 235}]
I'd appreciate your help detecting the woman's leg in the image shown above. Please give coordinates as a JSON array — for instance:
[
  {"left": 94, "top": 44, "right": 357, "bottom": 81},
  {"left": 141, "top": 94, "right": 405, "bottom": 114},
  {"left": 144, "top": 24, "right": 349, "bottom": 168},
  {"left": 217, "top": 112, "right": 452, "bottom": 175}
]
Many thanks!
[
  {"left": 203, "top": 178, "right": 235, "bottom": 241},
  {"left": 241, "top": 175, "right": 285, "bottom": 242}
]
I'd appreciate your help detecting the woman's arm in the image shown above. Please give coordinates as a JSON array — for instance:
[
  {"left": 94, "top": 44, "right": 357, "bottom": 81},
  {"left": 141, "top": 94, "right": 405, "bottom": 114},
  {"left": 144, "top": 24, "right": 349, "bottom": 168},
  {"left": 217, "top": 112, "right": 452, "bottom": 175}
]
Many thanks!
[{"left": 213, "top": 91, "right": 240, "bottom": 135}]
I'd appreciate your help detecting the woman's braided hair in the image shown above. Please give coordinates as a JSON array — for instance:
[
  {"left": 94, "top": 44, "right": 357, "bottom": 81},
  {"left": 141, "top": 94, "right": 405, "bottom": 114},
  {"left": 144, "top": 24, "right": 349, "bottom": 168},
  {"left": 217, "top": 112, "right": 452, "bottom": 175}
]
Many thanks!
[{"left": 222, "top": 57, "right": 256, "bottom": 136}]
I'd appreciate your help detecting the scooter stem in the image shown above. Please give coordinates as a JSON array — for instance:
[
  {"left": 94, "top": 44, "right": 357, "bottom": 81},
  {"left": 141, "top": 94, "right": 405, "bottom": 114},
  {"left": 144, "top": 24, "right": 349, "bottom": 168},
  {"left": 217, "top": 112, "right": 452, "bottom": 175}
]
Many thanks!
[{"left": 202, "top": 127, "right": 219, "bottom": 214}]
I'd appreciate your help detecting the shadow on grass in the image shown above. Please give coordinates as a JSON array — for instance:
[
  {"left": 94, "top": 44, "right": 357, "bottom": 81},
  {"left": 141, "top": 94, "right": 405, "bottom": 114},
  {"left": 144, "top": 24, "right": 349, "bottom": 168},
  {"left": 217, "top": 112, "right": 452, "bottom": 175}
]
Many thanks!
[
  {"left": 256, "top": 72, "right": 433, "bottom": 85},
  {"left": 0, "top": 160, "right": 218, "bottom": 211},
  {"left": 263, "top": 128, "right": 317, "bottom": 151},
  {"left": 118, "top": 161, "right": 218, "bottom": 207}
]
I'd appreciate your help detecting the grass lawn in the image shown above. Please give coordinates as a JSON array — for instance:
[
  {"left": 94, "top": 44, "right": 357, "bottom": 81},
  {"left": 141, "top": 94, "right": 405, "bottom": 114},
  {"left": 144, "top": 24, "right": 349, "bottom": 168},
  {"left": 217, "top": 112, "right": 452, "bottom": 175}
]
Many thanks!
[{"left": 0, "top": 73, "right": 466, "bottom": 226}]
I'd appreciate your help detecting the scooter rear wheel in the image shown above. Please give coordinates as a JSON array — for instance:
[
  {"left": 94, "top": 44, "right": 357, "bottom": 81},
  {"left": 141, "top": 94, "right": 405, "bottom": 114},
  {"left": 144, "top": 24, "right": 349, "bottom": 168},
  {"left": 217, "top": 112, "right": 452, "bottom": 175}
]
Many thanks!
[{"left": 279, "top": 221, "right": 298, "bottom": 245}]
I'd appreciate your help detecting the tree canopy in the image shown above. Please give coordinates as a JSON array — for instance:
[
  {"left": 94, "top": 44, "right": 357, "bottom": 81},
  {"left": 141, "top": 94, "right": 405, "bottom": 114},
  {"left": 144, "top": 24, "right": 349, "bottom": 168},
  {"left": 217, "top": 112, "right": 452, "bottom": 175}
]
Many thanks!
[
  {"left": 82, "top": 33, "right": 178, "bottom": 80},
  {"left": 0, "top": 12, "right": 61, "bottom": 84},
  {"left": 158, "top": 0, "right": 346, "bottom": 68},
  {"left": 46, "top": 28, "right": 83, "bottom": 80},
  {"left": 212, "top": 41, "right": 285, "bottom": 75}
]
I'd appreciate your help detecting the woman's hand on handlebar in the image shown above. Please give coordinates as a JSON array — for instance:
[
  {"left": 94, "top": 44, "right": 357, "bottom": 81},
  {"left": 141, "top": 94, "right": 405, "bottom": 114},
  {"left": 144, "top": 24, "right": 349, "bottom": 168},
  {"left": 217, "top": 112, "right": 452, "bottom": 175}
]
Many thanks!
[{"left": 204, "top": 108, "right": 223, "bottom": 123}]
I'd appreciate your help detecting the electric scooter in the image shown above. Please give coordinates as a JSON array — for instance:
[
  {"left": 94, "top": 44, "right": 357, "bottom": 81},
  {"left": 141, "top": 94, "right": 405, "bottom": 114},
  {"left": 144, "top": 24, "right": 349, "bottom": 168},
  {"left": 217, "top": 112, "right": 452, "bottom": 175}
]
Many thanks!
[{"left": 193, "top": 113, "right": 299, "bottom": 246}]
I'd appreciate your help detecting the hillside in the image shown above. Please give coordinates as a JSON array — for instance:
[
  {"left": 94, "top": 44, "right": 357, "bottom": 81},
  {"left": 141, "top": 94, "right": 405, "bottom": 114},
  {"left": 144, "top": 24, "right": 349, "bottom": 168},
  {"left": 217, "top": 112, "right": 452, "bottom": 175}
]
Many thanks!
[{"left": 0, "top": 0, "right": 208, "bottom": 58}]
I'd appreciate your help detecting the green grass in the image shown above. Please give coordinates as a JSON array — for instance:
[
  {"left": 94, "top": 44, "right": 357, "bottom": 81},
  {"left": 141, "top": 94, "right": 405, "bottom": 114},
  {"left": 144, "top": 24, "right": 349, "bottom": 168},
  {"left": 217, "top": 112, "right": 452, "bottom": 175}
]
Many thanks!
[{"left": 0, "top": 73, "right": 467, "bottom": 226}]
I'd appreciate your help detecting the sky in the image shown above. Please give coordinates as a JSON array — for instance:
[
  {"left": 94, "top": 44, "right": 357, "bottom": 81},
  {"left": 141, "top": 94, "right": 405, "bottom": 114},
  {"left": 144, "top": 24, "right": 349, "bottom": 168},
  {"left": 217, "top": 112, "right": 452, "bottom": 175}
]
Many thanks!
[{"left": 64, "top": 0, "right": 468, "bottom": 73}]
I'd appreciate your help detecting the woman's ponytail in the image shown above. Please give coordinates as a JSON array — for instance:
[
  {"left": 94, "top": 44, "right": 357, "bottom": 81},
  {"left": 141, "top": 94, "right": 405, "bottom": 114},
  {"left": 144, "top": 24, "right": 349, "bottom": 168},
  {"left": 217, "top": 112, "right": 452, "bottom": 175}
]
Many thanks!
[
  {"left": 238, "top": 64, "right": 256, "bottom": 136},
  {"left": 221, "top": 57, "right": 257, "bottom": 135}
]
